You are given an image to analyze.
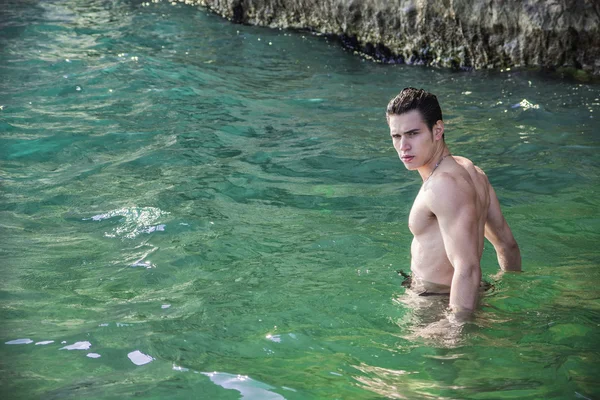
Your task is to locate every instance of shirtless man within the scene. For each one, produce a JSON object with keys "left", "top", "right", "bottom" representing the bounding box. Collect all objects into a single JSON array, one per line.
[{"left": 387, "top": 88, "right": 521, "bottom": 316}]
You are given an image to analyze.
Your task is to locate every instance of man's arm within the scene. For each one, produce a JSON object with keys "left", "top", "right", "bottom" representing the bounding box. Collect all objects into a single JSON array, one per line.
[
  {"left": 484, "top": 184, "right": 521, "bottom": 272},
  {"left": 427, "top": 175, "right": 482, "bottom": 314}
]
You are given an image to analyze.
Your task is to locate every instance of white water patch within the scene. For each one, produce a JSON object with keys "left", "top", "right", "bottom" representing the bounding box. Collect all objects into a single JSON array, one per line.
[
  {"left": 86, "top": 207, "right": 170, "bottom": 239},
  {"left": 5, "top": 339, "right": 33, "bottom": 345},
  {"left": 129, "top": 243, "right": 159, "bottom": 268},
  {"left": 86, "top": 353, "right": 101, "bottom": 358},
  {"left": 127, "top": 350, "right": 154, "bottom": 366},
  {"left": 60, "top": 341, "right": 92, "bottom": 350},
  {"left": 130, "top": 259, "right": 155, "bottom": 268},
  {"left": 202, "top": 372, "right": 285, "bottom": 400},
  {"left": 266, "top": 333, "right": 297, "bottom": 343},
  {"left": 35, "top": 340, "right": 55, "bottom": 345},
  {"left": 512, "top": 99, "right": 540, "bottom": 110},
  {"left": 265, "top": 334, "right": 281, "bottom": 343}
]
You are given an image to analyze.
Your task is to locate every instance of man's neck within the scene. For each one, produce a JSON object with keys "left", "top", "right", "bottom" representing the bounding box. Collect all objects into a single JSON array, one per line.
[{"left": 418, "top": 145, "right": 450, "bottom": 182}]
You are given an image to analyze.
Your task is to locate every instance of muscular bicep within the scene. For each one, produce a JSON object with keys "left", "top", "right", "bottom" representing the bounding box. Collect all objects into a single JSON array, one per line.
[
  {"left": 428, "top": 178, "right": 480, "bottom": 269},
  {"left": 484, "top": 184, "right": 516, "bottom": 248},
  {"left": 428, "top": 175, "right": 483, "bottom": 313}
]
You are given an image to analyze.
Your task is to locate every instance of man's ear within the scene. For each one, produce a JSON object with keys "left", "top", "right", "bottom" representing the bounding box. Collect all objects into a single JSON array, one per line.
[{"left": 433, "top": 120, "right": 444, "bottom": 141}]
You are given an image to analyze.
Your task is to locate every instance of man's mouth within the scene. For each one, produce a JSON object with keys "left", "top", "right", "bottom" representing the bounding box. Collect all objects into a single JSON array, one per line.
[{"left": 401, "top": 155, "right": 414, "bottom": 162}]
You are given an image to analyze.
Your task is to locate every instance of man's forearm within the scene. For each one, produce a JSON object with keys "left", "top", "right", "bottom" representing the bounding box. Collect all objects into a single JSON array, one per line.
[
  {"left": 496, "top": 242, "right": 521, "bottom": 272},
  {"left": 449, "top": 265, "right": 482, "bottom": 315}
]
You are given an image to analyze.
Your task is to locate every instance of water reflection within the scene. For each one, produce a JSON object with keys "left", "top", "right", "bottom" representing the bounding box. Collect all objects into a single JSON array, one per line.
[
  {"left": 60, "top": 341, "right": 91, "bottom": 350},
  {"left": 86, "top": 206, "right": 170, "bottom": 239},
  {"left": 202, "top": 372, "right": 285, "bottom": 400},
  {"left": 393, "top": 291, "right": 467, "bottom": 348},
  {"left": 127, "top": 350, "right": 154, "bottom": 365},
  {"left": 5, "top": 338, "right": 33, "bottom": 345},
  {"left": 353, "top": 362, "right": 422, "bottom": 400},
  {"left": 1, "top": 0, "right": 598, "bottom": 397}
]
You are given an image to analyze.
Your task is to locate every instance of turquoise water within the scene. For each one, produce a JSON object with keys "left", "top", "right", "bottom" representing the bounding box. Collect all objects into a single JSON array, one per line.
[{"left": 1, "top": 0, "right": 599, "bottom": 399}]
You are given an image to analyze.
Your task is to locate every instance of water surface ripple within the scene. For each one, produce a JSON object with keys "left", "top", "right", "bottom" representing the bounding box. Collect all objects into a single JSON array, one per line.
[{"left": 1, "top": 1, "right": 599, "bottom": 399}]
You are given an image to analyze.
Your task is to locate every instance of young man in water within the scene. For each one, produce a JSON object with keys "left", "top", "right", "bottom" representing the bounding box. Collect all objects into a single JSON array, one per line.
[{"left": 387, "top": 87, "right": 521, "bottom": 317}]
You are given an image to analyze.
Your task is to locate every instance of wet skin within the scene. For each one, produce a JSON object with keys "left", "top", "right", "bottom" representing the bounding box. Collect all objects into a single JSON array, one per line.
[{"left": 388, "top": 110, "right": 521, "bottom": 314}]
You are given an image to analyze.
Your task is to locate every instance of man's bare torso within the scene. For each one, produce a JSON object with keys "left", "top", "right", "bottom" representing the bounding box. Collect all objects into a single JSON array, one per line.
[{"left": 408, "top": 156, "right": 491, "bottom": 290}]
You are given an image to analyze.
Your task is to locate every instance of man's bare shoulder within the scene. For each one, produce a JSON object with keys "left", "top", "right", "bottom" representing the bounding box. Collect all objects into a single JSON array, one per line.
[
  {"left": 422, "top": 157, "right": 490, "bottom": 214},
  {"left": 452, "top": 155, "right": 488, "bottom": 180},
  {"left": 422, "top": 169, "right": 475, "bottom": 206}
]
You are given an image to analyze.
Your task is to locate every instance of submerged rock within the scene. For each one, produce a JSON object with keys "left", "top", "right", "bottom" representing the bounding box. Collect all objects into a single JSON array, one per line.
[{"left": 179, "top": 0, "right": 599, "bottom": 76}]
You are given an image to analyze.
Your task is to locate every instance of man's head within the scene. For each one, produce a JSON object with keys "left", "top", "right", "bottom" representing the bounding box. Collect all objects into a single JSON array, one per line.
[
  {"left": 387, "top": 88, "right": 446, "bottom": 171},
  {"left": 386, "top": 88, "right": 443, "bottom": 136}
]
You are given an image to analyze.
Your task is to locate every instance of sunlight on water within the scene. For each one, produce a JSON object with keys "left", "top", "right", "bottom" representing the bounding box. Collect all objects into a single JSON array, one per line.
[
  {"left": 60, "top": 341, "right": 92, "bottom": 350},
  {"left": 127, "top": 350, "right": 154, "bottom": 365},
  {"left": 0, "top": 0, "right": 599, "bottom": 399},
  {"left": 202, "top": 372, "right": 286, "bottom": 400},
  {"left": 87, "top": 206, "right": 170, "bottom": 239}
]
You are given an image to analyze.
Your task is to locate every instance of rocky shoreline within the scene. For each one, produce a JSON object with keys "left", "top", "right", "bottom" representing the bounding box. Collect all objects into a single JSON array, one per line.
[{"left": 176, "top": 0, "right": 599, "bottom": 79}]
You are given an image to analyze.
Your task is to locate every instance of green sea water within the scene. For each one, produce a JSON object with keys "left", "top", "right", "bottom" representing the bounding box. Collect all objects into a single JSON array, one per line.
[{"left": 1, "top": 0, "right": 599, "bottom": 399}]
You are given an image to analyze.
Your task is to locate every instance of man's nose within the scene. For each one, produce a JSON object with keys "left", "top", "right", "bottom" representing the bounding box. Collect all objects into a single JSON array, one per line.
[{"left": 400, "top": 137, "right": 410, "bottom": 151}]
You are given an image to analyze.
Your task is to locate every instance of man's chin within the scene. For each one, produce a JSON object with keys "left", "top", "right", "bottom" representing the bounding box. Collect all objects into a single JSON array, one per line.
[{"left": 399, "top": 156, "right": 419, "bottom": 170}]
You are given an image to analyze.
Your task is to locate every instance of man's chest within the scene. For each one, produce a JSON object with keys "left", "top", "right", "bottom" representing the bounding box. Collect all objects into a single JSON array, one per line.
[{"left": 408, "top": 191, "right": 436, "bottom": 235}]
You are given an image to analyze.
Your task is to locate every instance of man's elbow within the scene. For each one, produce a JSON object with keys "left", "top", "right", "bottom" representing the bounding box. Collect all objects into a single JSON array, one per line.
[
  {"left": 454, "top": 263, "right": 482, "bottom": 283},
  {"left": 506, "top": 238, "right": 519, "bottom": 252},
  {"left": 498, "top": 239, "right": 522, "bottom": 272},
  {"left": 495, "top": 235, "right": 518, "bottom": 253}
]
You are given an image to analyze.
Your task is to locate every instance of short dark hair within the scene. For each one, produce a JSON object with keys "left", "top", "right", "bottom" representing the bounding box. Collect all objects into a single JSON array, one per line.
[{"left": 386, "top": 88, "right": 443, "bottom": 132}]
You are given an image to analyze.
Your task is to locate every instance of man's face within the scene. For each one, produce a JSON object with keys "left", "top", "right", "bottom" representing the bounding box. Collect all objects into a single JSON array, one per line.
[{"left": 388, "top": 110, "right": 442, "bottom": 170}]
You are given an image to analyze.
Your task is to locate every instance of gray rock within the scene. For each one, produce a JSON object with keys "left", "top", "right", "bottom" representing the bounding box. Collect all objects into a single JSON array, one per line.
[{"left": 180, "top": 0, "right": 600, "bottom": 76}]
